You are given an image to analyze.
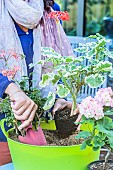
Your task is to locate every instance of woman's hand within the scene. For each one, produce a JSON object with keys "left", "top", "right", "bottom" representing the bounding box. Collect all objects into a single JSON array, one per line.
[
  {"left": 52, "top": 98, "right": 82, "bottom": 130},
  {"left": 5, "top": 83, "right": 38, "bottom": 130},
  {"left": 52, "top": 98, "right": 72, "bottom": 118}
]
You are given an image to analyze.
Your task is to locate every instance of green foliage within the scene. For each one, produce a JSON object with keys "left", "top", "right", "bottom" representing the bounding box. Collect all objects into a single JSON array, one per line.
[
  {"left": 75, "top": 115, "right": 113, "bottom": 154},
  {"left": 35, "top": 34, "right": 113, "bottom": 113},
  {"left": 0, "top": 77, "right": 47, "bottom": 130}
]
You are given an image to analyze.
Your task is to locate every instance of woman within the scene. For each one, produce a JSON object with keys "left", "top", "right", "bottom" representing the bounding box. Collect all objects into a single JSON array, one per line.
[
  {"left": 0, "top": 0, "right": 43, "bottom": 165},
  {"left": 0, "top": 0, "right": 72, "bottom": 165}
]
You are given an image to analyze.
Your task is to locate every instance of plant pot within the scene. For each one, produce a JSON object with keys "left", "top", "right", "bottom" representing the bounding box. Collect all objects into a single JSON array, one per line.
[
  {"left": 54, "top": 108, "right": 78, "bottom": 137},
  {"left": 88, "top": 160, "right": 113, "bottom": 170},
  {"left": 1, "top": 119, "right": 100, "bottom": 170}
]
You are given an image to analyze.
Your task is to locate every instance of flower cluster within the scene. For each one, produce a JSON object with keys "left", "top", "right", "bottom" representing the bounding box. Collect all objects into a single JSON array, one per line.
[
  {"left": 2, "top": 66, "right": 20, "bottom": 80},
  {"left": 47, "top": 11, "right": 70, "bottom": 21},
  {"left": 94, "top": 87, "right": 113, "bottom": 107},
  {"left": 78, "top": 87, "right": 113, "bottom": 120},
  {"left": 0, "top": 50, "right": 23, "bottom": 80},
  {"left": 78, "top": 96, "right": 104, "bottom": 120},
  {"left": 0, "top": 50, "right": 21, "bottom": 60}
]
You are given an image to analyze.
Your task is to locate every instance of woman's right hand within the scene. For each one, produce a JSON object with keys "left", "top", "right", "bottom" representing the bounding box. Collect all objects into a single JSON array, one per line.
[{"left": 5, "top": 83, "right": 38, "bottom": 130}]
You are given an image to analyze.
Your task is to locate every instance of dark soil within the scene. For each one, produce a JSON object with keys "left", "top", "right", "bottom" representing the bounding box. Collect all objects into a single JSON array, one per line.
[
  {"left": 9, "top": 131, "right": 20, "bottom": 143},
  {"left": 9, "top": 108, "right": 81, "bottom": 146},
  {"left": 9, "top": 129, "right": 83, "bottom": 146},
  {"left": 89, "top": 160, "right": 113, "bottom": 170},
  {"left": 54, "top": 108, "right": 78, "bottom": 137},
  {"left": 43, "top": 130, "right": 83, "bottom": 146},
  {"left": 9, "top": 130, "right": 83, "bottom": 146}
]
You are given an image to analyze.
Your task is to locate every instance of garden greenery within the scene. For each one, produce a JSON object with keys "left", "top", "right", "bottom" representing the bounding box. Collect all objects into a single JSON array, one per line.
[{"left": 30, "top": 33, "right": 113, "bottom": 115}]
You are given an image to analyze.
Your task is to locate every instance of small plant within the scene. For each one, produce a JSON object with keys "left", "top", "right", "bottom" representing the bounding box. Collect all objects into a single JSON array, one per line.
[
  {"left": 0, "top": 50, "right": 47, "bottom": 135},
  {"left": 30, "top": 33, "right": 113, "bottom": 115},
  {"left": 0, "top": 77, "right": 47, "bottom": 131},
  {"left": 76, "top": 87, "right": 113, "bottom": 169}
]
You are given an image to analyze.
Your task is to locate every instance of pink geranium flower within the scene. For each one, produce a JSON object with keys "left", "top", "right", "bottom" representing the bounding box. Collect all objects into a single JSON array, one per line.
[
  {"left": 94, "top": 87, "right": 113, "bottom": 107},
  {"left": 78, "top": 96, "right": 104, "bottom": 120}
]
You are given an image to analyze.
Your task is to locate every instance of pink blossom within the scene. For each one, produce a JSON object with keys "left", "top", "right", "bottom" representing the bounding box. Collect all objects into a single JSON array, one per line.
[
  {"left": 2, "top": 66, "right": 20, "bottom": 80},
  {"left": 78, "top": 96, "right": 104, "bottom": 120},
  {"left": 9, "top": 50, "right": 20, "bottom": 60},
  {"left": 0, "top": 50, "right": 6, "bottom": 59},
  {"left": 95, "top": 87, "right": 113, "bottom": 107}
]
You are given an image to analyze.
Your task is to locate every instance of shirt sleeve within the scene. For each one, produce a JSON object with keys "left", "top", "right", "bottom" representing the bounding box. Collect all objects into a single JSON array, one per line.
[{"left": 0, "top": 73, "right": 13, "bottom": 98}]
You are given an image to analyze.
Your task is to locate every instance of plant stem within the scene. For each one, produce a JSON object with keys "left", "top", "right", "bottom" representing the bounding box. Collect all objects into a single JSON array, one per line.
[
  {"left": 103, "top": 147, "right": 111, "bottom": 170},
  {"left": 63, "top": 79, "right": 77, "bottom": 114},
  {"left": 70, "top": 94, "right": 76, "bottom": 116}
]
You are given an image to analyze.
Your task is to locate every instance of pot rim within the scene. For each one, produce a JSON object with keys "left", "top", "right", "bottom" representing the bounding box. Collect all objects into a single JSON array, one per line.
[{"left": 88, "top": 159, "right": 113, "bottom": 169}]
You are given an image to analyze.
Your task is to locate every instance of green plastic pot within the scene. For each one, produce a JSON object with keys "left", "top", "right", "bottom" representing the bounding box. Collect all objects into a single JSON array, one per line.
[{"left": 1, "top": 119, "right": 100, "bottom": 170}]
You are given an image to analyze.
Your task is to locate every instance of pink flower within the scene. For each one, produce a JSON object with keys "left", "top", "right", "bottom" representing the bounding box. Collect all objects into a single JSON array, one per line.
[
  {"left": 2, "top": 66, "right": 20, "bottom": 80},
  {"left": 9, "top": 50, "right": 20, "bottom": 60},
  {"left": 95, "top": 87, "right": 113, "bottom": 107},
  {"left": 0, "top": 50, "right": 6, "bottom": 59},
  {"left": 78, "top": 96, "right": 104, "bottom": 120}
]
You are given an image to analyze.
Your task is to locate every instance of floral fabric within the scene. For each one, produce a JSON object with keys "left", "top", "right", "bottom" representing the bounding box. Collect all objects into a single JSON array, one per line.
[{"left": 0, "top": 0, "right": 43, "bottom": 88}]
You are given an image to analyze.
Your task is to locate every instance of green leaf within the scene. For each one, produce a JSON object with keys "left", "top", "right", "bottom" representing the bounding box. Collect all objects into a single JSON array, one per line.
[
  {"left": 80, "top": 141, "right": 87, "bottom": 150},
  {"left": 86, "top": 49, "right": 95, "bottom": 59},
  {"left": 73, "top": 56, "right": 85, "bottom": 63},
  {"left": 93, "top": 146, "right": 100, "bottom": 151},
  {"left": 104, "top": 109, "right": 113, "bottom": 116},
  {"left": 57, "top": 84, "right": 70, "bottom": 98},
  {"left": 39, "top": 73, "right": 53, "bottom": 87},
  {"left": 96, "top": 117, "right": 113, "bottom": 135},
  {"left": 43, "top": 92, "right": 55, "bottom": 110},
  {"left": 29, "top": 60, "right": 45, "bottom": 68},
  {"left": 93, "top": 136, "right": 105, "bottom": 147},
  {"left": 86, "top": 139, "right": 93, "bottom": 147},
  {"left": 74, "top": 46, "right": 88, "bottom": 53},
  {"left": 85, "top": 74, "right": 105, "bottom": 88},
  {"left": 108, "top": 137, "right": 113, "bottom": 149},
  {"left": 75, "top": 131, "right": 92, "bottom": 139},
  {"left": 94, "top": 61, "right": 112, "bottom": 72},
  {"left": 51, "top": 75, "right": 60, "bottom": 85},
  {"left": 65, "top": 56, "right": 74, "bottom": 63}
]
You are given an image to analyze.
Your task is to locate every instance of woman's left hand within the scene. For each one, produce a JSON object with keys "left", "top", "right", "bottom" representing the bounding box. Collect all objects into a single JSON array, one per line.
[
  {"left": 52, "top": 99, "right": 72, "bottom": 118},
  {"left": 52, "top": 99, "right": 81, "bottom": 130}
]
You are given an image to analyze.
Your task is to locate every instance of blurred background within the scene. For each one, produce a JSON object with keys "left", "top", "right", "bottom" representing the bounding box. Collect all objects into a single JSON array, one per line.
[{"left": 56, "top": 0, "right": 113, "bottom": 37}]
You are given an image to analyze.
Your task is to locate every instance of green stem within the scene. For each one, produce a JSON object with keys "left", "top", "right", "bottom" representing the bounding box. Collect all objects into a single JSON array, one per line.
[
  {"left": 63, "top": 79, "right": 77, "bottom": 114},
  {"left": 71, "top": 94, "right": 76, "bottom": 116}
]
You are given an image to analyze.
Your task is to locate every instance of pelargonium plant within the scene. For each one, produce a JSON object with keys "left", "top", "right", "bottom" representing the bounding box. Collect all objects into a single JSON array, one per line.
[
  {"left": 76, "top": 87, "right": 113, "bottom": 169},
  {"left": 30, "top": 33, "right": 113, "bottom": 167},
  {"left": 30, "top": 33, "right": 113, "bottom": 115}
]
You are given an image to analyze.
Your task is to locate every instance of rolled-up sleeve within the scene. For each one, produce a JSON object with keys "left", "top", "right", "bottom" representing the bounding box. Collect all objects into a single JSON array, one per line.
[{"left": 0, "top": 73, "right": 12, "bottom": 98}]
